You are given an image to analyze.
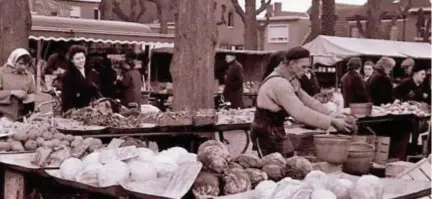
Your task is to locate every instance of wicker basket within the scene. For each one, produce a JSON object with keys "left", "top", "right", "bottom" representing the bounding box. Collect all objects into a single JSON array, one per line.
[
  {"left": 349, "top": 103, "right": 372, "bottom": 117},
  {"left": 313, "top": 134, "right": 351, "bottom": 164},
  {"left": 343, "top": 142, "right": 375, "bottom": 175}
]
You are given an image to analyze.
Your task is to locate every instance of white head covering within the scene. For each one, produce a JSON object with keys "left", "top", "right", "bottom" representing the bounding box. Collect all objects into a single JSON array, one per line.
[{"left": 6, "top": 48, "right": 30, "bottom": 68}]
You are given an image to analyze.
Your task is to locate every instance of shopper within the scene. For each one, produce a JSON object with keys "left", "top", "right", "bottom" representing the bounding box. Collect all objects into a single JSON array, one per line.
[
  {"left": 394, "top": 65, "right": 430, "bottom": 103},
  {"left": 223, "top": 53, "right": 244, "bottom": 109},
  {"left": 116, "top": 53, "right": 143, "bottom": 107},
  {"left": 367, "top": 57, "right": 396, "bottom": 106},
  {"left": 363, "top": 60, "right": 374, "bottom": 82},
  {"left": 61, "top": 45, "right": 101, "bottom": 112},
  {"left": 340, "top": 57, "right": 368, "bottom": 107},
  {"left": 0, "top": 48, "right": 36, "bottom": 120}
]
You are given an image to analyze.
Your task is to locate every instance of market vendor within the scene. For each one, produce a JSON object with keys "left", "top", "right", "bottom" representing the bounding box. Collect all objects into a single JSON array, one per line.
[
  {"left": 394, "top": 65, "right": 430, "bottom": 104},
  {"left": 0, "top": 48, "right": 36, "bottom": 121},
  {"left": 61, "top": 45, "right": 102, "bottom": 112},
  {"left": 251, "top": 47, "right": 354, "bottom": 158}
]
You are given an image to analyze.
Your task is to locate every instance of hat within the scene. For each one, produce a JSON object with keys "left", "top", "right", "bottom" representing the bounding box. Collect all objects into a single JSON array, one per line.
[
  {"left": 284, "top": 46, "right": 310, "bottom": 61},
  {"left": 401, "top": 58, "right": 415, "bottom": 68},
  {"left": 411, "top": 65, "right": 425, "bottom": 74}
]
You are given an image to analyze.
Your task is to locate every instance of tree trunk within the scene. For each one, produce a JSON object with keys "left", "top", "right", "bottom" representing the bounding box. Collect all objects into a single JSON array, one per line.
[
  {"left": 304, "top": 0, "right": 321, "bottom": 44},
  {"left": 99, "top": 0, "right": 114, "bottom": 20},
  {"left": 170, "top": 0, "right": 216, "bottom": 111},
  {"left": 366, "top": 0, "right": 383, "bottom": 39},
  {"left": 321, "top": 0, "right": 336, "bottom": 36},
  {"left": 0, "top": 0, "right": 31, "bottom": 65},
  {"left": 243, "top": 0, "right": 258, "bottom": 50},
  {"left": 158, "top": 8, "right": 170, "bottom": 34}
]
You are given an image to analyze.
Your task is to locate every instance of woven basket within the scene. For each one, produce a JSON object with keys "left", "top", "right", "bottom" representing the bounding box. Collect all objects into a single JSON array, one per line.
[
  {"left": 349, "top": 103, "right": 372, "bottom": 117},
  {"left": 313, "top": 134, "right": 351, "bottom": 164},
  {"left": 343, "top": 142, "right": 375, "bottom": 175}
]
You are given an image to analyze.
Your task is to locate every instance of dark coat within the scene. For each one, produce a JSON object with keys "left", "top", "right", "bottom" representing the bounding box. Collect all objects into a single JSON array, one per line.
[
  {"left": 61, "top": 65, "right": 101, "bottom": 112},
  {"left": 367, "top": 71, "right": 394, "bottom": 106},
  {"left": 299, "top": 72, "right": 320, "bottom": 96},
  {"left": 340, "top": 71, "right": 368, "bottom": 107},
  {"left": 117, "top": 69, "right": 142, "bottom": 106},
  {"left": 394, "top": 78, "right": 430, "bottom": 103},
  {"left": 223, "top": 60, "right": 244, "bottom": 109}
]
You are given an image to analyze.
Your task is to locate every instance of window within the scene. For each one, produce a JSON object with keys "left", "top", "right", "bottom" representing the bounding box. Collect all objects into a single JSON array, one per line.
[
  {"left": 94, "top": 8, "right": 101, "bottom": 20},
  {"left": 389, "top": 25, "right": 398, "bottom": 40},
  {"left": 228, "top": 12, "right": 234, "bottom": 27},
  {"left": 267, "top": 24, "right": 289, "bottom": 43},
  {"left": 351, "top": 26, "right": 360, "bottom": 38},
  {"left": 70, "top": 6, "right": 81, "bottom": 18}
]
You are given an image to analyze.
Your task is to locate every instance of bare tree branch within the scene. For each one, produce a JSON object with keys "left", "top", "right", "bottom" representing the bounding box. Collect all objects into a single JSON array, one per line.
[
  {"left": 231, "top": 0, "right": 246, "bottom": 23},
  {"left": 113, "top": 0, "right": 130, "bottom": 21},
  {"left": 256, "top": 0, "right": 271, "bottom": 15},
  {"left": 136, "top": 0, "right": 147, "bottom": 21}
]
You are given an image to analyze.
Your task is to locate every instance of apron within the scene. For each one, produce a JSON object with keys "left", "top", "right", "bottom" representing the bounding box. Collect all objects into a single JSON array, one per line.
[{"left": 250, "top": 75, "right": 295, "bottom": 158}]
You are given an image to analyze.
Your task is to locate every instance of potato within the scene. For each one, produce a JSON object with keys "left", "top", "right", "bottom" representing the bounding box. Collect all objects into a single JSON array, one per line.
[
  {"left": 91, "top": 138, "right": 103, "bottom": 146},
  {"left": 24, "top": 140, "right": 38, "bottom": 150},
  {"left": 0, "top": 141, "right": 11, "bottom": 151},
  {"left": 12, "top": 132, "right": 28, "bottom": 141},
  {"left": 51, "top": 139, "right": 61, "bottom": 147},
  {"left": 36, "top": 137, "right": 45, "bottom": 147},
  {"left": 74, "top": 136, "right": 84, "bottom": 141},
  {"left": 53, "top": 133, "right": 65, "bottom": 140},
  {"left": 6, "top": 138, "right": 14, "bottom": 143},
  {"left": 64, "top": 134, "right": 74, "bottom": 141},
  {"left": 42, "top": 132, "right": 53, "bottom": 140},
  {"left": 70, "top": 140, "right": 81, "bottom": 148},
  {"left": 27, "top": 131, "right": 39, "bottom": 140},
  {"left": 83, "top": 137, "right": 94, "bottom": 145},
  {"left": 43, "top": 141, "right": 53, "bottom": 148},
  {"left": 60, "top": 140, "right": 70, "bottom": 147},
  {"left": 10, "top": 141, "right": 25, "bottom": 151}
]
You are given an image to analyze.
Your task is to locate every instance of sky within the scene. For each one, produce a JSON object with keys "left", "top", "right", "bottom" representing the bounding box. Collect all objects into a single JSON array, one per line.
[{"left": 240, "top": 0, "right": 367, "bottom": 12}]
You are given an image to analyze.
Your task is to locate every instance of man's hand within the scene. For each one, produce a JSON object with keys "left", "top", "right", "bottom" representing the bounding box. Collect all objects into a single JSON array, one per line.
[
  {"left": 331, "top": 118, "right": 354, "bottom": 133},
  {"left": 10, "top": 90, "right": 28, "bottom": 99}
]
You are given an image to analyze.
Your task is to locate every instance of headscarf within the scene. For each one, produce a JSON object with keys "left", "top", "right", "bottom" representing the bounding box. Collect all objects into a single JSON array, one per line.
[{"left": 5, "top": 48, "right": 30, "bottom": 74}]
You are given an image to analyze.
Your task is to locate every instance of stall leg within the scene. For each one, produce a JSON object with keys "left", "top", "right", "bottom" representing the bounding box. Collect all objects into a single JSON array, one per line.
[{"left": 4, "top": 169, "right": 25, "bottom": 199}]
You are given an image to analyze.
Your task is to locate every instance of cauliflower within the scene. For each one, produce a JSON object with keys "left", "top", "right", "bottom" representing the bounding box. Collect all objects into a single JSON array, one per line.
[
  {"left": 98, "top": 160, "right": 130, "bottom": 187},
  {"left": 59, "top": 158, "right": 83, "bottom": 181},
  {"left": 255, "top": 180, "right": 277, "bottom": 199},
  {"left": 327, "top": 178, "right": 353, "bottom": 199},
  {"left": 304, "top": 170, "right": 326, "bottom": 188},
  {"left": 127, "top": 160, "right": 158, "bottom": 182},
  {"left": 75, "top": 163, "right": 103, "bottom": 186},
  {"left": 153, "top": 154, "right": 178, "bottom": 177},
  {"left": 82, "top": 152, "right": 100, "bottom": 165},
  {"left": 351, "top": 175, "right": 384, "bottom": 199},
  {"left": 311, "top": 189, "right": 337, "bottom": 199},
  {"left": 135, "top": 148, "right": 155, "bottom": 163},
  {"left": 176, "top": 153, "right": 197, "bottom": 164}
]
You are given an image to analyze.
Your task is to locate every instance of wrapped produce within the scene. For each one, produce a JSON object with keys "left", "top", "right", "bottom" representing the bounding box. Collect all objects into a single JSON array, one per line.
[{"left": 59, "top": 158, "right": 83, "bottom": 181}]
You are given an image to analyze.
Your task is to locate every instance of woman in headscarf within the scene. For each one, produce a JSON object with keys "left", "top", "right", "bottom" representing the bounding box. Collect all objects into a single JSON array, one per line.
[
  {"left": 61, "top": 45, "right": 102, "bottom": 112},
  {"left": 340, "top": 57, "right": 368, "bottom": 107},
  {"left": 251, "top": 47, "right": 354, "bottom": 157},
  {"left": 0, "top": 48, "right": 36, "bottom": 120},
  {"left": 367, "top": 56, "right": 396, "bottom": 106},
  {"left": 394, "top": 65, "right": 430, "bottom": 104}
]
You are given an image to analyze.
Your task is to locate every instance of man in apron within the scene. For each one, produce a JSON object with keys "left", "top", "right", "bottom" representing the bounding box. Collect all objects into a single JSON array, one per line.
[{"left": 251, "top": 47, "right": 354, "bottom": 157}]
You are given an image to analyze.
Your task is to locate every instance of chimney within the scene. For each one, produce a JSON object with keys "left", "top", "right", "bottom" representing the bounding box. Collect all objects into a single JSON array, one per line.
[{"left": 274, "top": 2, "right": 282, "bottom": 16}]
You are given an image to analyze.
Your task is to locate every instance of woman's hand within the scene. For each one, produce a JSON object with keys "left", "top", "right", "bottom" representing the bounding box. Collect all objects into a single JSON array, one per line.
[
  {"left": 331, "top": 118, "right": 354, "bottom": 133},
  {"left": 11, "top": 90, "right": 28, "bottom": 99}
]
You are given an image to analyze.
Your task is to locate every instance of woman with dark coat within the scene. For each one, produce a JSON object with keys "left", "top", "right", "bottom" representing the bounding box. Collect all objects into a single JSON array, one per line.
[
  {"left": 340, "top": 57, "right": 368, "bottom": 107},
  {"left": 116, "top": 53, "right": 143, "bottom": 107},
  {"left": 367, "top": 57, "right": 396, "bottom": 106},
  {"left": 61, "top": 45, "right": 102, "bottom": 112},
  {"left": 223, "top": 53, "right": 244, "bottom": 109},
  {"left": 394, "top": 65, "right": 430, "bottom": 104}
]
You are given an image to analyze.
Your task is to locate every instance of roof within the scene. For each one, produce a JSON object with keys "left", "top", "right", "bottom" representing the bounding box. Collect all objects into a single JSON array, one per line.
[
  {"left": 303, "top": 35, "right": 431, "bottom": 65},
  {"left": 153, "top": 47, "right": 275, "bottom": 55},
  {"left": 274, "top": 11, "right": 309, "bottom": 18},
  {"left": 30, "top": 15, "right": 175, "bottom": 45},
  {"left": 257, "top": 15, "right": 309, "bottom": 21}
]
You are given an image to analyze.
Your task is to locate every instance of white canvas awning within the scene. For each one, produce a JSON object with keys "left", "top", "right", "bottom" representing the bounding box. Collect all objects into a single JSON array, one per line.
[
  {"left": 30, "top": 15, "right": 175, "bottom": 45},
  {"left": 303, "top": 35, "right": 431, "bottom": 65}
]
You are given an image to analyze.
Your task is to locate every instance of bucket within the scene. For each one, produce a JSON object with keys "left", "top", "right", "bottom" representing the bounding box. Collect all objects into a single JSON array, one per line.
[
  {"left": 313, "top": 134, "right": 351, "bottom": 164},
  {"left": 343, "top": 142, "right": 375, "bottom": 175}
]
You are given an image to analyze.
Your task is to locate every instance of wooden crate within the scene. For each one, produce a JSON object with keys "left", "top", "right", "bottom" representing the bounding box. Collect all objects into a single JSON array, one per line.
[
  {"left": 396, "top": 155, "right": 431, "bottom": 199},
  {"left": 374, "top": 136, "right": 391, "bottom": 165}
]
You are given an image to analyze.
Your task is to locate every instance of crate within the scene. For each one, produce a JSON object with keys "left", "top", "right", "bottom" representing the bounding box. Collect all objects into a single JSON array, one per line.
[{"left": 396, "top": 155, "right": 431, "bottom": 199}]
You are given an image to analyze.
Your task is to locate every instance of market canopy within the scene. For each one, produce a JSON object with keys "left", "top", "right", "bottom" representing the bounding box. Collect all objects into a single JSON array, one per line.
[
  {"left": 303, "top": 35, "right": 432, "bottom": 66},
  {"left": 30, "top": 15, "right": 175, "bottom": 46}
]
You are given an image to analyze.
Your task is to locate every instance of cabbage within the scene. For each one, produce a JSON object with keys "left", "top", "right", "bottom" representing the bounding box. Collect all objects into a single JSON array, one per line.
[
  {"left": 127, "top": 160, "right": 158, "bottom": 182},
  {"left": 75, "top": 163, "right": 103, "bottom": 186},
  {"left": 327, "top": 178, "right": 353, "bottom": 199},
  {"left": 135, "top": 148, "right": 155, "bottom": 163},
  {"left": 351, "top": 175, "right": 384, "bottom": 199},
  {"left": 159, "top": 147, "right": 188, "bottom": 162},
  {"left": 311, "top": 189, "right": 336, "bottom": 199},
  {"left": 254, "top": 180, "right": 277, "bottom": 199},
  {"left": 82, "top": 152, "right": 100, "bottom": 165},
  {"left": 177, "top": 153, "right": 197, "bottom": 164},
  {"left": 269, "top": 177, "right": 312, "bottom": 199},
  {"left": 60, "top": 158, "right": 83, "bottom": 181},
  {"left": 153, "top": 154, "right": 178, "bottom": 177},
  {"left": 304, "top": 170, "right": 326, "bottom": 188},
  {"left": 98, "top": 160, "right": 130, "bottom": 187}
]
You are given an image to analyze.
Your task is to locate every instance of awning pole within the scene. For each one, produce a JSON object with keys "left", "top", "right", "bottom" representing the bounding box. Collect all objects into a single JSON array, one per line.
[
  {"left": 36, "top": 40, "right": 42, "bottom": 92},
  {"left": 147, "top": 45, "right": 154, "bottom": 91}
]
